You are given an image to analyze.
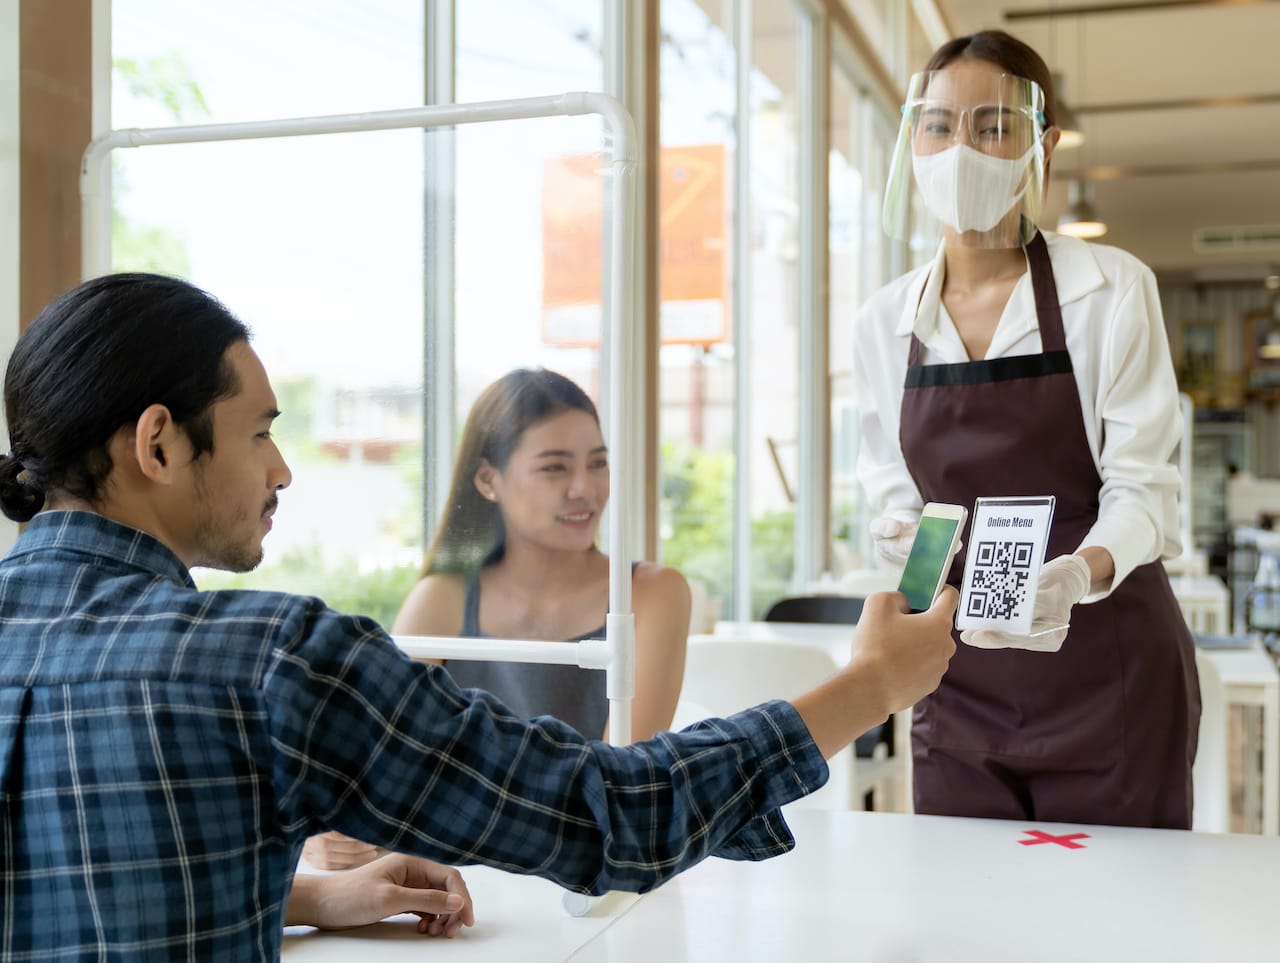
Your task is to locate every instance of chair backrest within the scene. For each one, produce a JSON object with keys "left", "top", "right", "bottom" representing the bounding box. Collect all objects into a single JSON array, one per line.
[
  {"left": 682, "top": 637, "right": 840, "bottom": 713},
  {"left": 835, "top": 569, "right": 900, "bottom": 598},
  {"left": 682, "top": 636, "right": 849, "bottom": 809},
  {"left": 686, "top": 576, "right": 717, "bottom": 634},
  {"left": 1192, "top": 647, "right": 1230, "bottom": 833},
  {"left": 763, "top": 595, "right": 864, "bottom": 625}
]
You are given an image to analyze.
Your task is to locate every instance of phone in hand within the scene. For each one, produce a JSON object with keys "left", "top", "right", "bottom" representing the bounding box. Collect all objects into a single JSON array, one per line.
[{"left": 897, "top": 502, "right": 968, "bottom": 613}]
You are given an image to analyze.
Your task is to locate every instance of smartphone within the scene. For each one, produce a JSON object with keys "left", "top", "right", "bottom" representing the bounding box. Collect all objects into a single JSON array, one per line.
[{"left": 897, "top": 502, "right": 968, "bottom": 613}]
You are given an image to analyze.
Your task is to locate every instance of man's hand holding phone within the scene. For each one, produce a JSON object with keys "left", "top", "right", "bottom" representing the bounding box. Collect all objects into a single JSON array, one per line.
[{"left": 797, "top": 587, "right": 958, "bottom": 760}]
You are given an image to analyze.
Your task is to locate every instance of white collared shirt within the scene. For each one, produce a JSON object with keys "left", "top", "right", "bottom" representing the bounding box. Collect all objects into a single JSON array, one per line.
[{"left": 852, "top": 231, "right": 1184, "bottom": 599}]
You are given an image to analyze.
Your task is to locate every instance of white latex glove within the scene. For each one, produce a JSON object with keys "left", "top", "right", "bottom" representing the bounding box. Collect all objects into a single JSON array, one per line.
[
  {"left": 870, "top": 516, "right": 918, "bottom": 567},
  {"left": 960, "top": 554, "right": 1092, "bottom": 653}
]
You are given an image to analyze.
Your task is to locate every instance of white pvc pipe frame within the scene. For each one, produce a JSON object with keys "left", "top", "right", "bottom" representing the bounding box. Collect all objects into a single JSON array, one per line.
[{"left": 81, "top": 93, "right": 639, "bottom": 747}]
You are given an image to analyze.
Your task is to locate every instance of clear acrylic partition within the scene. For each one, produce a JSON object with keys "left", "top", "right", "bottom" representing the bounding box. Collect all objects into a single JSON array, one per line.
[{"left": 81, "top": 94, "right": 639, "bottom": 747}]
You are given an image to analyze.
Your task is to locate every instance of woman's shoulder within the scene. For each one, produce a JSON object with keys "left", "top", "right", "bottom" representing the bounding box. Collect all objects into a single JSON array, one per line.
[
  {"left": 631, "top": 559, "right": 687, "bottom": 586},
  {"left": 631, "top": 561, "right": 692, "bottom": 606},
  {"left": 629, "top": 562, "right": 692, "bottom": 641},
  {"left": 1044, "top": 230, "right": 1154, "bottom": 287},
  {"left": 391, "top": 571, "right": 467, "bottom": 635}
]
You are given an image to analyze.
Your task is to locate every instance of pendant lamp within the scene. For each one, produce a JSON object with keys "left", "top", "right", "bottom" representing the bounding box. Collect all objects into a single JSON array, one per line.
[
  {"left": 1051, "top": 72, "right": 1085, "bottom": 150},
  {"left": 1057, "top": 178, "right": 1107, "bottom": 239}
]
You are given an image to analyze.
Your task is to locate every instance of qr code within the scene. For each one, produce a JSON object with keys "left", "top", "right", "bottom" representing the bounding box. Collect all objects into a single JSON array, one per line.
[{"left": 965, "top": 540, "right": 1035, "bottom": 620}]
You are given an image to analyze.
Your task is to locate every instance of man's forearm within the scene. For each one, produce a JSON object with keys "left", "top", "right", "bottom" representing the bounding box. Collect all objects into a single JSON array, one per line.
[
  {"left": 791, "top": 673, "right": 891, "bottom": 760},
  {"left": 791, "top": 589, "right": 957, "bottom": 760}
]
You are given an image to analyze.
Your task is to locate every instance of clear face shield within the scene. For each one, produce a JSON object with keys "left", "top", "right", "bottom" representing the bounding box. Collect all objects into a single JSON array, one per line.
[{"left": 883, "top": 69, "right": 1049, "bottom": 250}]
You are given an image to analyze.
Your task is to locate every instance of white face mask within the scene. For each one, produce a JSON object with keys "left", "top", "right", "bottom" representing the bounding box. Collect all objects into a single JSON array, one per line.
[{"left": 912, "top": 143, "right": 1037, "bottom": 234}]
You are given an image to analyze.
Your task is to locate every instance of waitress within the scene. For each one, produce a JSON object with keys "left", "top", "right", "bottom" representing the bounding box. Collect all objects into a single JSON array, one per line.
[{"left": 853, "top": 29, "right": 1200, "bottom": 828}]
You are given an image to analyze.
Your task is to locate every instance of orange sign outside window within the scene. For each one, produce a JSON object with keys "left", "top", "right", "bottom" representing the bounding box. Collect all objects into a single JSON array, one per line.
[{"left": 541, "top": 143, "right": 728, "bottom": 348}]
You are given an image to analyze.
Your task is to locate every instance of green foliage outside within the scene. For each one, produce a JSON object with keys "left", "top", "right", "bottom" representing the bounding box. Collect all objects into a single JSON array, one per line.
[
  {"left": 750, "top": 504, "right": 797, "bottom": 619},
  {"left": 114, "top": 55, "right": 210, "bottom": 118},
  {"left": 112, "top": 209, "right": 192, "bottom": 276},
  {"left": 197, "top": 543, "right": 422, "bottom": 630},
  {"left": 111, "top": 55, "right": 210, "bottom": 276},
  {"left": 660, "top": 440, "right": 733, "bottom": 602},
  {"left": 660, "top": 440, "right": 796, "bottom": 621}
]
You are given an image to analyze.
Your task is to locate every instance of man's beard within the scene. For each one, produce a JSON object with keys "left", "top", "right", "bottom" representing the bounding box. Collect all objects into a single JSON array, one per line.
[{"left": 190, "top": 468, "right": 274, "bottom": 573}]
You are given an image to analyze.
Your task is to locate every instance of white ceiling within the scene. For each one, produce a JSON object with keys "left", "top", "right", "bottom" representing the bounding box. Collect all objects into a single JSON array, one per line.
[{"left": 935, "top": 0, "right": 1280, "bottom": 275}]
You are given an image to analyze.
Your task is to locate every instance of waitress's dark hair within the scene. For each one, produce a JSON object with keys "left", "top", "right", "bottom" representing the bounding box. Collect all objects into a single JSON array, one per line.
[
  {"left": 0, "top": 273, "right": 250, "bottom": 522},
  {"left": 923, "top": 29, "right": 1058, "bottom": 132},
  {"left": 422, "top": 368, "right": 600, "bottom": 578}
]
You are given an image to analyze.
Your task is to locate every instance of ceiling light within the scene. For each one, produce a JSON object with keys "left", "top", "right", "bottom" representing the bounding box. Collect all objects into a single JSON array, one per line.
[
  {"left": 1057, "top": 178, "right": 1107, "bottom": 239},
  {"left": 1051, "top": 72, "right": 1085, "bottom": 150}
]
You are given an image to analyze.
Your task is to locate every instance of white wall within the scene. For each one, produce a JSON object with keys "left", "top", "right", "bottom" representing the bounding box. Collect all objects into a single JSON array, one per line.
[{"left": 0, "top": 0, "right": 20, "bottom": 551}]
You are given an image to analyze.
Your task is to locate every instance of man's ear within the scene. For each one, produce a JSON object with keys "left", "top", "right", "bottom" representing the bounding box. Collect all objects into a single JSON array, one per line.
[{"left": 131, "top": 404, "right": 186, "bottom": 484}]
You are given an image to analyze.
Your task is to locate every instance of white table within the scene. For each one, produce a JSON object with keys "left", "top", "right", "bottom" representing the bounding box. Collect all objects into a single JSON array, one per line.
[
  {"left": 283, "top": 810, "right": 1280, "bottom": 961},
  {"left": 282, "top": 863, "right": 639, "bottom": 962},
  {"left": 1202, "top": 643, "right": 1280, "bottom": 834},
  {"left": 713, "top": 621, "right": 1280, "bottom": 835}
]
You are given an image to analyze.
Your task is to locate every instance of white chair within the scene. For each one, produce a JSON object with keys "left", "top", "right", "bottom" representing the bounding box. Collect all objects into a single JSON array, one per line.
[
  {"left": 1193, "top": 648, "right": 1231, "bottom": 833},
  {"left": 680, "top": 636, "right": 852, "bottom": 810},
  {"left": 834, "top": 568, "right": 901, "bottom": 597},
  {"left": 685, "top": 576, "right": 718, "bottom": 635},
  {"left": 1172, "top": 575, "right": 1231, "bottom": 635},
  {"left": 1163, "top": 549, "right": 1209, "bottom": 577}
]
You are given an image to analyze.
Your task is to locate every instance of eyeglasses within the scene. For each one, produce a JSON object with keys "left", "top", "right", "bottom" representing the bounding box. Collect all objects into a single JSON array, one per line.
[{"left": 905, "top": 100, "right": 1044, "bottom": 156}]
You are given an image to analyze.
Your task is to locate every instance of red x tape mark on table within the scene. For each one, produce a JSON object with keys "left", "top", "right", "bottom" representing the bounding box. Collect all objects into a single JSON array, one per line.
[{"left": 1018, "top": 829, "right": 1091, "bottom": 849}]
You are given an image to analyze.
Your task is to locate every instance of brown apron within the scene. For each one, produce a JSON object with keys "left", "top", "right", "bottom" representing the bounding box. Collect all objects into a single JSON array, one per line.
[{"left": 900, "top": 231, "right": 1200, "bottom": 829}]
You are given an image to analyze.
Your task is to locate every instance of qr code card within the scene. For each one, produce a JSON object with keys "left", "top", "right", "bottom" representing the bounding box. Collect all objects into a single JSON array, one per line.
[{"left": 956, "top": 496, "right": 1056, "bottom": 635}]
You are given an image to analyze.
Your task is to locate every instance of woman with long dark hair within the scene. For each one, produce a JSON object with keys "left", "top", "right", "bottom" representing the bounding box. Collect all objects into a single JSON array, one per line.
[{"left": 306, "top": 368, "right": 690, "bottom": 869}]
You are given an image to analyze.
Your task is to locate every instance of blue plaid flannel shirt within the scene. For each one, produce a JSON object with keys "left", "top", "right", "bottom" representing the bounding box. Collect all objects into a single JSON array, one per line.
[{"left": 0, "top": 511, "right": 826, "bottom": 960}]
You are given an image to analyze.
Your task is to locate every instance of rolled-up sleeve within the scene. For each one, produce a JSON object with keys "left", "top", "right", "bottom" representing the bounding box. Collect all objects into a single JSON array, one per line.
[{"left": 264, "top": 605, "right": 828, "bottom": 895}]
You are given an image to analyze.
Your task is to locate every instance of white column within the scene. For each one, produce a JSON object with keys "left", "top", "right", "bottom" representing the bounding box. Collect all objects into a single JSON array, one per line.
[{"left": 423, "top": 0, "right": 456, "bottom": 539}]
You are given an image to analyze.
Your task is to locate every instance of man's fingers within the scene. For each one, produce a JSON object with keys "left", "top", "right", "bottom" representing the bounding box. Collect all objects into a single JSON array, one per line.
[
  {"left": 442, "top": 911, "right": 469, "bottom": 938},
  {"left": 401, "top": 860, "right": 475, "bottom": 927},
  {"left": 394, "top": 887, "right": 466, "bottom": 919},
  {"left": 928, "top": 585, "right": 959, "bottom": 621},
  {"left": 861, "top": 590, "right": 910, "bottom": 618},
  {"left": 327, "top": 839, "right": 378, "bottom": 855}
]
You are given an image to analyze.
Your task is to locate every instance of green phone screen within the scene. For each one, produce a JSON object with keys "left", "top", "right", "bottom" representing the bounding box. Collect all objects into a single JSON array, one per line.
[{"left": 898, "top": 515, "right": 961, "bottom": 613}]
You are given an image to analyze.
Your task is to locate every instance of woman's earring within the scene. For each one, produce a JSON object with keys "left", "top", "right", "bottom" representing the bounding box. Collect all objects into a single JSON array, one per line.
[{"left": 485, "top": 491, "right": 497, "bottom": 502}]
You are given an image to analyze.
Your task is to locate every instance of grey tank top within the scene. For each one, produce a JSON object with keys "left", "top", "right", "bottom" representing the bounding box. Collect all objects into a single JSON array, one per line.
[{"left": 444, "top": 569, "right": 627, "bottom": 739}]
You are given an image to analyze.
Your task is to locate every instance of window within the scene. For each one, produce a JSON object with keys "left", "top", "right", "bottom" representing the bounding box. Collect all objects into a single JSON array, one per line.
[
  {"left": 828, "top": 45, "right": 900, "bottom": 576},
  {"left": 658, "top": 0, "right": 737, "bottom": 620},
  {"left": 112, "top": 0, "right": 429, "bottom": 624},
  {"left": 451, "top": 0, "right": 606, "bottom": 419},
  {"left": 105, "top": 0, "right": 917, "bottom": 627}
]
